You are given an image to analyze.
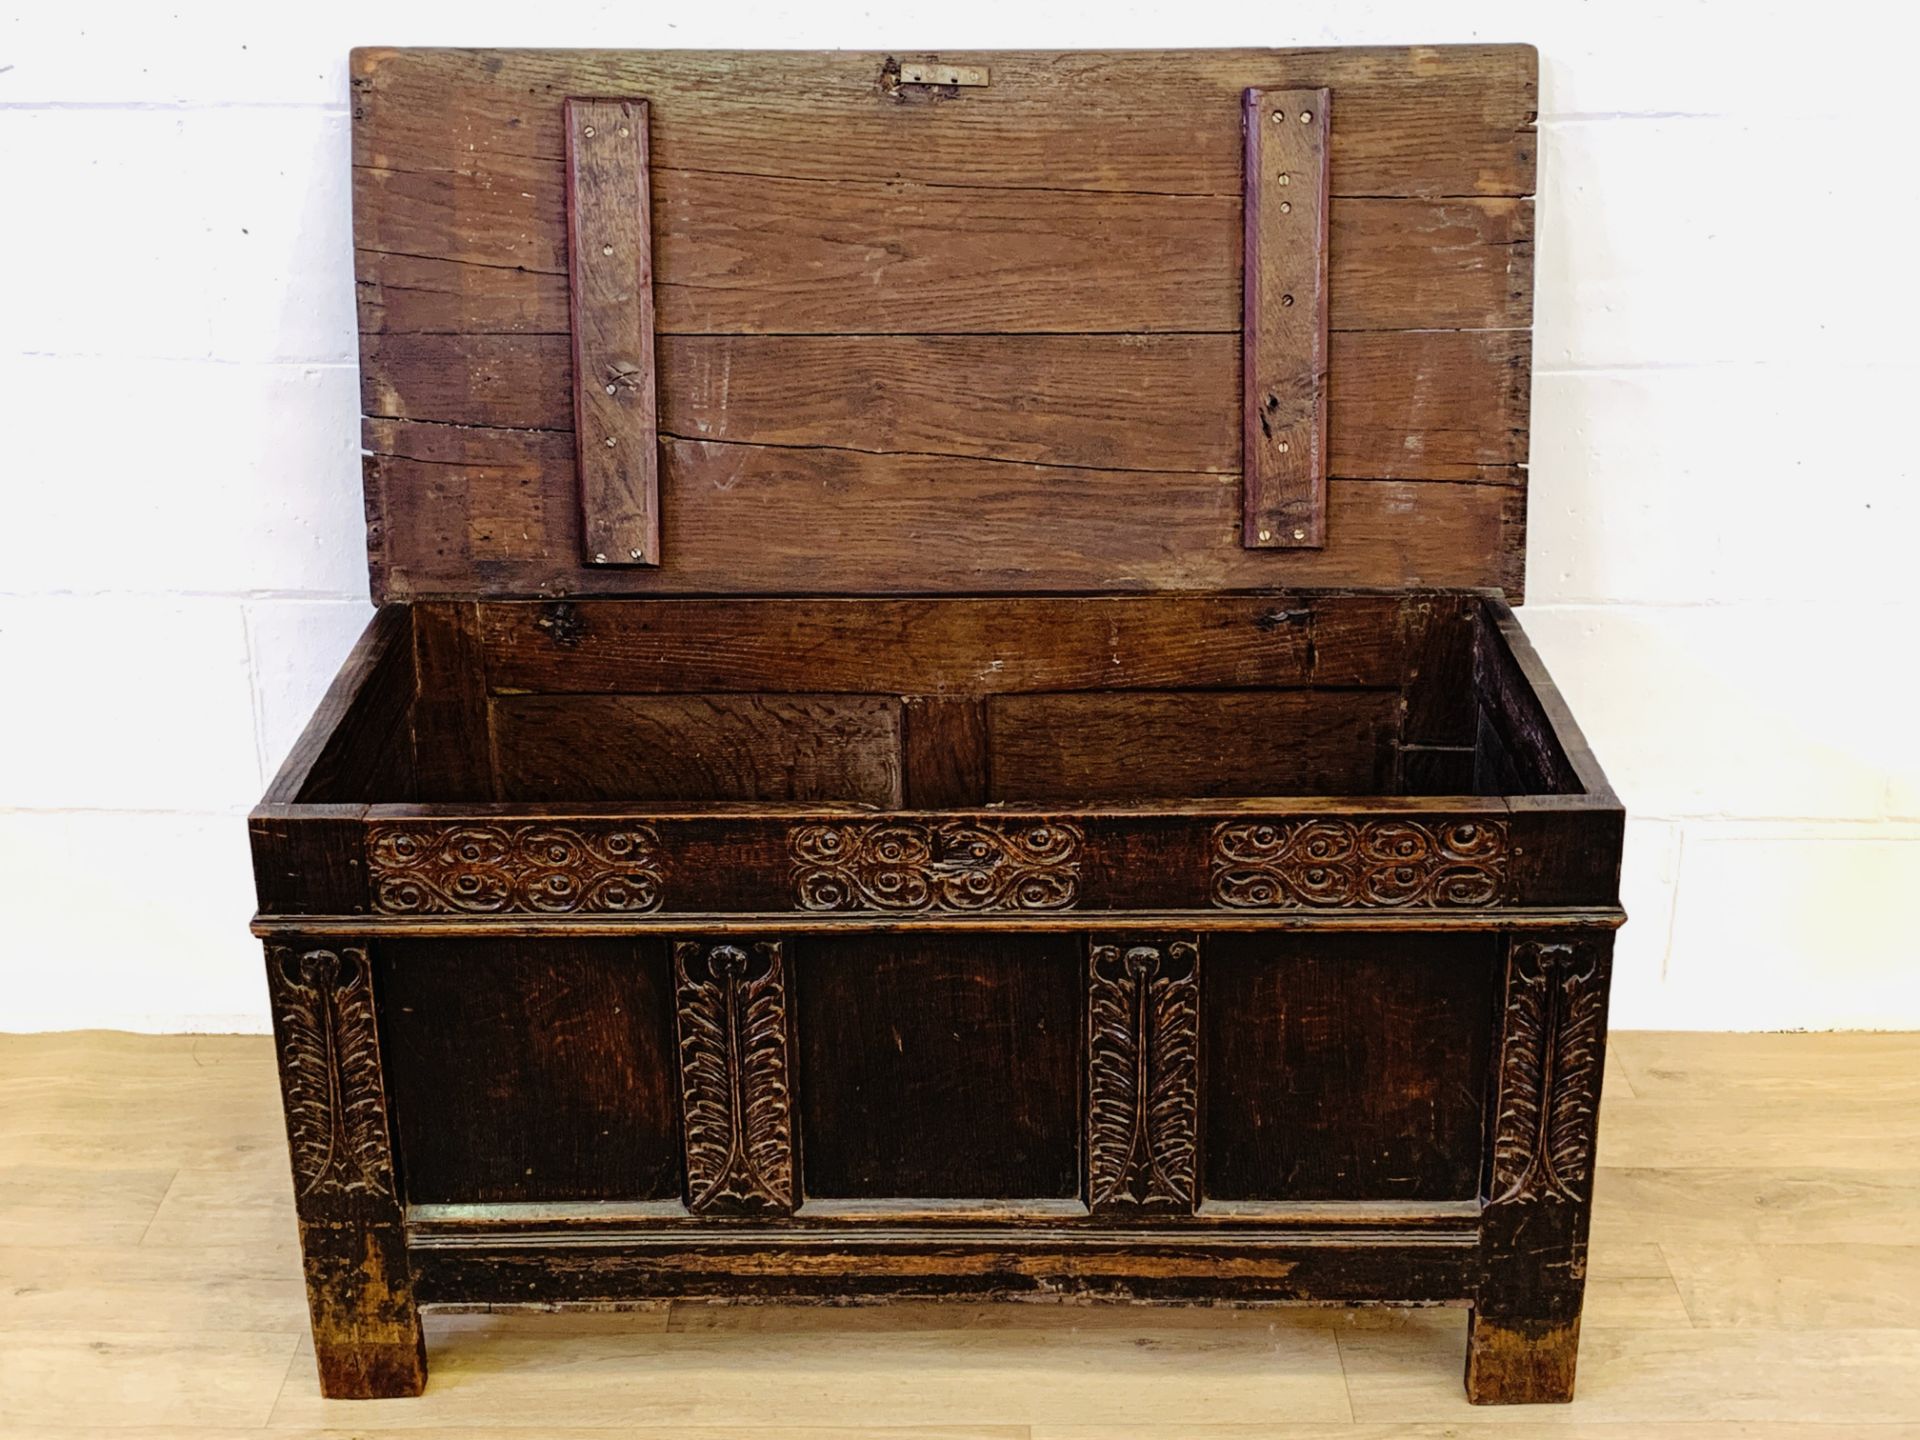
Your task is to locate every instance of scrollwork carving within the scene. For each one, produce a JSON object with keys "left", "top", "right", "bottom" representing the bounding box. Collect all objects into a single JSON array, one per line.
[
  {"left": 674, "top": 941, "right": 795, "bottom": 1215},
  {"left": 791, "top": 819, "right": 1082, "bottom": 912},
  {"left": 368, "top": 823, "right": 663, "bottom": 914},
  {"left": 267, "top": 945, "right": 396, "bottom": 1202},
  {"left": 1490, "top": 939, "right": 1607, "bottom": 1206},
  {"left": 1087, "top": 939, "right": 1200, "bottom": 1212},
  {"left": 1210, "top": 818, "right": 1509, "bottom": 908}
]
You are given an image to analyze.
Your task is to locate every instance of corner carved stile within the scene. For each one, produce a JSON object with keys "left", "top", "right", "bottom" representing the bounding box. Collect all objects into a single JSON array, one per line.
[
  {"left": 267, "top": 946, "right": 397, "bottom": 1203},
  {"left": 1490, "top": 939, "right": 1608, "bottom": 1207},
  {"left": 674, "top": 941, "right": 795, "bottom": 1216},
  {"left": 1087, "top": 939, "right": 1200, "bottom": 1213}
]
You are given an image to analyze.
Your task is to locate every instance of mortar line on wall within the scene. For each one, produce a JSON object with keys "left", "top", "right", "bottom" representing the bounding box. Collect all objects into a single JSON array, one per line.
[
  {"left": 238, "top": 603, "right": 273, "bottom": 795},
  {"left": 1660, "top": 825, "right": 1685, "bottom": 982},
  {"left": 0, "top": 100, "right": 348, "bottom": 113},
  {"left": 13, "top": 352, "right": 358, "bottom": 368}
]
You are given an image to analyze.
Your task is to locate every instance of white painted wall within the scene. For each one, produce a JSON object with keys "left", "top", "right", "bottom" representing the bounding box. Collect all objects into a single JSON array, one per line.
[{"left": 2, "top": 2, "right": 1916, "bottom": 1031}]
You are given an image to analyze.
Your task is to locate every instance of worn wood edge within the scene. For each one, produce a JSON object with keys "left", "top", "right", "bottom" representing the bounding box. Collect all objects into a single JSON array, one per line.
[
  {"left": 350, "top": 44, "right": 1539, "bottom": 200},
  {"left": 1483, "top": 598, "right": 1617, "bottom": 804},
  {"left": 406, "top": 1225, "right": 1479, "bottom": 1251},
  {"left": 253, "top": 906, "right": 1627, "bottom": 938},
  {"left": 409, "top": 1231, "right": 1475, "bottom": 1303},
  {"left": 257, "top": 606, "right": 406, "bottom": 805},
  {"left": 408, "top": 1197, "right": 1479, "bottom": 1234}
]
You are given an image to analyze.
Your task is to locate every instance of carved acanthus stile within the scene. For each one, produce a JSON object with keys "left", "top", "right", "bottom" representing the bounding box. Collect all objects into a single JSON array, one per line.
[
  {"left": 673, "top": 941, "right": 795, "bottom": 1215},
  {"left": 1087, "top": 939, "right": 1200, "bottom": 1213},
  {"left": 267, "top": 945, "right": 397, "bottom": 1203},
  {"left": 1490, "top": 939, "right": 1608, "bottom": 1206}
]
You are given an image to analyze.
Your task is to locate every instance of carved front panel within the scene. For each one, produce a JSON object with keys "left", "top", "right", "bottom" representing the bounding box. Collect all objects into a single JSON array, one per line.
[
  {"left": 1490, "top": 938, "right": 1608, "bottom": 1206},
  {"left": 369, "top": 823, "right": 663, "bottom": 914},
  {"left": 1210, "top": 818, "right": 1509, "bottom": 908},
  {"left": 267, "top": 945, "right": 397, "bottom": 1204},
  {"left": 674, "top": 941, "right": 795, "bottom": 1215},
  {"left": 791, "top": 819, "right": 1083, "bottom": 912},
  {"left": 1087, "top": 939, "right": 1200, "bottom": 1213}
]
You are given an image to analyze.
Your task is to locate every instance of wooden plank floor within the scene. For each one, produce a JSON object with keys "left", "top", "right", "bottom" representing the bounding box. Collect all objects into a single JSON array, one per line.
[{"left": 3, "top": 1030, "right": 1918, "bottom": 1435}]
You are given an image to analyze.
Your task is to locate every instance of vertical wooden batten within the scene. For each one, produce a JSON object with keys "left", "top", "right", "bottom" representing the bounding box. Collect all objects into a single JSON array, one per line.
[
  {"left": 564, "top": 97, "right": 661, "bottom": 567},
  {"left": 1242, "top": 86, "right": 1331, "bottom": 550}
]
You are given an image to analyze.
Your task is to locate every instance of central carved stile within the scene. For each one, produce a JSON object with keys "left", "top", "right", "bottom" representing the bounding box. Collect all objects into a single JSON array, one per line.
[
  {"left": 673, "top": 941, "right": 795, "bottom": 1215},
  {"left": 1087, "top": 939, "right": 1201, "bottom": 1213}
]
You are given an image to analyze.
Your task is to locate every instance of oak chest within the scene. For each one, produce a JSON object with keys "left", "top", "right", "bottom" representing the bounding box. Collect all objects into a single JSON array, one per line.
[{"left": 251, "top": 44, "right": 1624, "bottom": 1406}]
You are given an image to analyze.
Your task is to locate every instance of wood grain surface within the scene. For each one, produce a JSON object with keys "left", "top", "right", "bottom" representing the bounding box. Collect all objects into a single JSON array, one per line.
[{"left": 348, "top": 46, "right": 1537, "bottom": 599}]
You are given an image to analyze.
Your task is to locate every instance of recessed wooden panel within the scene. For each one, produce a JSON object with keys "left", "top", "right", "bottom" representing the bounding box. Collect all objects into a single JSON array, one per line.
[
  {"left": 794, "top": 934, "right": 1082, "bottom": 1199},
  {"left": 987, "top": 691, "right": 1398, "bottom": 802},
  {"left": 1201, "top": 932, "right": 1498, "bottom": 1201},
  {"left": 489, "top": 693, "right": 902, "bottom": 803},
  {"left": 377, "top": 937, "right": 681, "bottom": 1203}
]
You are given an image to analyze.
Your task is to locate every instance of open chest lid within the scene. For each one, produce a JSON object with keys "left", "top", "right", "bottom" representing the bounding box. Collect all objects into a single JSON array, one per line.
[{"left": 353, "top": 46, "right": 1536, "bottom": 601}]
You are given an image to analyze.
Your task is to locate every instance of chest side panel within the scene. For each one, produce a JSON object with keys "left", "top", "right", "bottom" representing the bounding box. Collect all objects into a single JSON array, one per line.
[{"left": 354, "top": 46, "right": 1535, "bottom": 599}]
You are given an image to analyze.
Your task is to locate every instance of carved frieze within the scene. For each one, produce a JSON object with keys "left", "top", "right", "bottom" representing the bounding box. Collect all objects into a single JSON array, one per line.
[
  {"left": 791, "top": 819, "right": 1083, "bottom": 912},
  {"left": 1210, "top": 818, "right": 1509, "bottom": 909},
  {"left": 674, "top": 941, "right": 795, "bottom": 1215},
  {"left": 1490, "top": 939, "right": 1608, "bottom": 1206},
  {"left": 1087, "top": 939, "right": 1201, "bottom": 1213},
  {"left": 369, "top": 823, "right": 663, "bottom": 914},
  {"left": 267, "top": 945, "right": 396, "bottom": 1203}
]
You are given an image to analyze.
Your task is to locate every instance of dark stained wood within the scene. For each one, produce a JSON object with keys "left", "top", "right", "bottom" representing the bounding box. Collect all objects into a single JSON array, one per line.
[
  {"left": 360, "top": 329, "right": 1528, "bottom": 481},
  {"left": 351, "top": 802, "right": 1588, "bottom": 914},
  {"left": 794, "top": 933, "right": 1082, "bottom": 1199},
  {"left": 986, "top": 690, "right": 1398, "bottom": 801},
  {"left": 409, "top": 602, "right": 494, "bottom": 801},
  {"left": 1468, "top": 931, "right": 1615, "bottom": 1404},
  {"left": 263, "top": 940, "right": 425, "bottom": 1399},
  {"left": 1087, "top": 936, "right": 1201, "bottom": 1214},
  {"left": 365, "top": 422, "right": 1526, "bottom": 598},
  {"left": 478, "top": 595, "right": 1336, "bottom": 697},
  {"left": 1401, "top": 593, "right": 1481, "bottom": 748},
  {"left": 1202, "top": 932, "right": 1499, "bottom": 1201},
  {"left": 563, "top": 97, "right": 659, "bottom": 567},
  {"left": 259, "top": 607, "right": 412, "bottom": 806},
  {"left": 378, "top": 936, "right": 682, "bottom": 1204},
  {"left": 250, "top": 805, "right": 370, "bottom": 917},
  {"left": 901, "top": 696, "right": 989, "bottom": 808},
  {"left": 1473, "top": 607, "right": 1581, "bottom": 795},
  {"left": 490, "top": 693, "right": 903, "bottom": 803},
  {"left": 1242, "top": 87, "right": 1330, "bottom": 549},
  {"left": 411, "top": 1227, "right": 1477, "bottom": 1304},
  {"left": 673, "top": 939, "right": 796, "bottom": 1215}
]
